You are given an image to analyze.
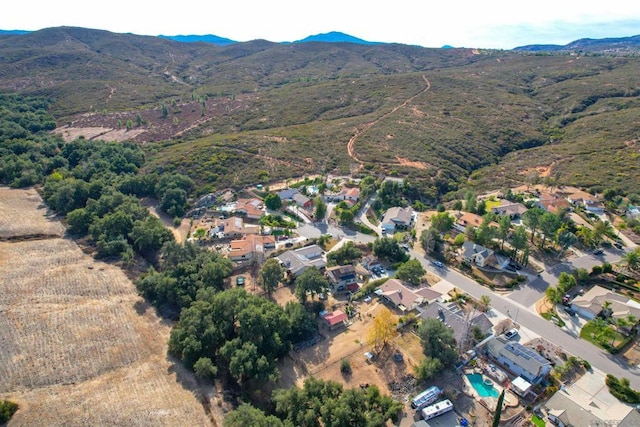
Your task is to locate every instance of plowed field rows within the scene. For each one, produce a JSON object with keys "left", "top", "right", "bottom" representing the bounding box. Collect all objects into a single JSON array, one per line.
[{"left": 0, "top": 188, "right": 211, "bottom": 426}]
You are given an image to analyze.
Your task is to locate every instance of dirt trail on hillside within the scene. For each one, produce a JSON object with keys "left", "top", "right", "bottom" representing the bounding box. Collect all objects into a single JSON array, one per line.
[{"left": 347, "top": 75, "right": 431, "bottom": 166}]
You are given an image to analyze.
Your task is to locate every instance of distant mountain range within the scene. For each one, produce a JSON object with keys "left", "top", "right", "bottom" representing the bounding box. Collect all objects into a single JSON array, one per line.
[
  {"left": 514, "top": 34, "right": 640, "bottom": 53},
  {"left": 2, "top": 27, "right": 639, "bottom": 52}
]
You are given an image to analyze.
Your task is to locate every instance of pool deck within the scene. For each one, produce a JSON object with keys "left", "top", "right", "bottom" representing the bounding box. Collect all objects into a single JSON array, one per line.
[{"left": 461, "top": 368, "right": 518, "bottom": 411}]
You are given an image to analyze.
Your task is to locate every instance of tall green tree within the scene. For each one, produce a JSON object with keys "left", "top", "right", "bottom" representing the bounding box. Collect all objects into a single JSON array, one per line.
[
  {"left": 417, "top": 318, "right": 457, "bottom": 367},
  {"left": 395, "top": 259, "right": 426, "bottom": 286},
  {"left": 260, "top": 258, "right": 284, "bottom": 299},
  {"left": 492, "top": 389, "right": 505, "bottom": 427},
  {"left": 314, "top": 196, "right": 326, "bottom": 221},
  {"left": 497, "top": 215, "right": 511, "bottom": 251},
  {"left": 523, "top": 207, "right": 544, "bottom": 243},
  {"left": 264, "top": 193, "right": 282, "bottom": 211},
  {"left": 430, "top": 211, "right": 454, "bottom": 234},
  {"left": 295, "top": 267, "right": 329, "bottom": 303}
]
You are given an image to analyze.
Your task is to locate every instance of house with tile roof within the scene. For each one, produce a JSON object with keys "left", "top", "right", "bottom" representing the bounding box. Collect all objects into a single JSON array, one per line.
[
  {"left": 375, "top": 278, "right": 435, "bottom": 312},
  {"left": 228, "top": 234, "right": 276, "bottom": 262},
  {"left": 234, "top": 198, "right": 264, "bottom": 220},
  {"left": 381, "top": 207, "right": 413, "bottom": 233},
  {"left": 420, "top": 301, "right": 493, "bottom": 347}
]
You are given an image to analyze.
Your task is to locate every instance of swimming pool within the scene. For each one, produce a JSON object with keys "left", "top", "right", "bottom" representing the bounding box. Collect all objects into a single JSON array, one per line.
[{"left": 466, "top": 373, "right": 499, "bottom": 398}]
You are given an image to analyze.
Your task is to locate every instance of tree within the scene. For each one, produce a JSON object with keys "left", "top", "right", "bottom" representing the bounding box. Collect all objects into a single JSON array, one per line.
[
  {"left": 556, "top": 228, "right": 577, "bottom": 255},
  {"left": 366, "top": 307, "right": 397, "bottom": 352},
  {"left": 510, "top": 225, "right": 528, "bottom": 259},
  {"left": 264, "top": 193, "right": 282, "bottom": 211},
  {"left": 522, "top": 207, "right": 544, "bottom": 243},
  {"left": 479, "top": 295, "right": 491, "bottom": 312},
  {"left": 395, "top": 259, "right": 426, "bottom": 286},
  {"left": 0, "top": 400, "right": 18, "bottom": 424},
  {"left": 129, "top": 215, "right": 174, "bottom": 257},
  {"left": 295, "top": 267, "right": 329, "bottom": 303},
  {"left": 224, "top": 404, "right": 285, "bottom": 427},
  {"left": 415, "top": 357, "right": 442, "bottom": 382},
  {"left": 497, "top": 215, "right": 511, "bottom": 251},
  {"left": 622, "top": 248, "right": 640, "bottom": 271},
  {"left": 492, "top": 389, "right": 505, "bottom": 427},
  {"left": 193, "top": 357, "right": 218, "bottom": 380},
  {"left": 592, "top": 220, "right": 614, "bottom": 245},
  {"left": 326, "top": 240, "right": 362, "bottom": 266},
  {"left": 539, "top": 212, "right": 562, "bottom": 249},
  {"left": 546, "top": 286, "right": 561, "bottom": 305},
  {"left": 160, "top": 187, "right": 187, "bottom": 217},
  {"left": 285, "top": 301, "right": 317, "bottom": 343},
  {"left": 452, "top": 199, "right": 463, "bottom": 213},
  {"left": 260, "top": 258, "right": 284, "bottom": 299},
  {"left": 420, "top": 228, "right": 440, "bottom": 255},
  {"left": 430, "top": 211, "right": 454, "bottom": 234},
  {"left": 417, "top": 318, "right": 457, "bottom": 367},
  {"left": 314, "top": 196, "right": 326, "bottom": 221},
  {"left": 373, "top": 237, "right": 409, "bottom": 263},
  {"left": 464, "top": 190, "right": 477, "bottom": 213},
  {"left": 557, "top": 272, "right": 576, "bottom": 295}
]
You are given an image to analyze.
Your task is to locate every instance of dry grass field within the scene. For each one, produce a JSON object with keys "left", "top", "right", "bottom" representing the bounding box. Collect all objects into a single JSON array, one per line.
[
  {"left": 0, "top": 188, "right": 212, "bottom": 426},
  {"left": 0, "top": 187, "right": 65, "bottom": 239}
]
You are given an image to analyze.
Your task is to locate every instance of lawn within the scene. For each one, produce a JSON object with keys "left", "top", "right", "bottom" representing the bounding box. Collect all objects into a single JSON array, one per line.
[
  {"left": 531, "top": 414, "right": 546, "bottom": 427},
  {"left": 580, "top": 320, "right": 628, "bottom": 350}
]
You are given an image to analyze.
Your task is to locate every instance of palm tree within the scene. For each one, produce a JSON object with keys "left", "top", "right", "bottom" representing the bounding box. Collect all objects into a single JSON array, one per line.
[
  {"left": 591, "top": 317, "right": 609, "bottom": 342},
  {"left": 546, "top": 286, "right": 561, "bottom": 305},
  {"left": 622, "top": 249, "right": 640, "bottom": 271}
]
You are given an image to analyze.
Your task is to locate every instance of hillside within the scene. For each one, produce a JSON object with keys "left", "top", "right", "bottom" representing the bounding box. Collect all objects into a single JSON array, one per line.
[{"left": 1, "top": 27, "right": 640, "bottom": 197}]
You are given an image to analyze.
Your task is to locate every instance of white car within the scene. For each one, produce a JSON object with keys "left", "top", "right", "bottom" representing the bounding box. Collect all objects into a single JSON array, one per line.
[{"left": 504, "top": 328, "right": 519, "bottom": 339}]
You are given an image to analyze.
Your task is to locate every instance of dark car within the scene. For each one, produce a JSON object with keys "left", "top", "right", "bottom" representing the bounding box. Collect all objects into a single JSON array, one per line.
[
  {"left": 593, "top": 248, "right": 604, "bottom": 255},
  {"left": 614, "top": 242, "right": 624, "bottom": 250},
  {"left": 563, "top": 306, "right": 576, "bottom": 316}
]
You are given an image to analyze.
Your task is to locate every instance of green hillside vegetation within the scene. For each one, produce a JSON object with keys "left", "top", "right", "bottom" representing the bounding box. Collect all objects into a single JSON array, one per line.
[{"left": 2, "top": 27, "right": 640, "bottom": 200}]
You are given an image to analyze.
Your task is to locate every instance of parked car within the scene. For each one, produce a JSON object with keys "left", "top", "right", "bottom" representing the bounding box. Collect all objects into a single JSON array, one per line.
[
  {"left": 563, "top": 306, "right": 576, "bottom": 316},
  {"left": 562, "top": 294, "right": 571, "bottom": 305},
  {"left": 593, "top": 248, "right": 604, "bottom": 255},
  {"left": 504, "top": 328, "right": 519, "bottom": 339},
  {"left": 614, "top": 242, "right": 624, "bottom": 250},
  {"left": 433, "top": 261, "right": 444, "bottom": 268}
]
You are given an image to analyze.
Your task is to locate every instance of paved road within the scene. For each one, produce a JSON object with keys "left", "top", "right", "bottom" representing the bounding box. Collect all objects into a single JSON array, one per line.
[
  {"left": 507, "top": 248, "right": 623, "bottom": 308},
  {"left": 410, "top": 249, "right": 640, "bottom": 389}
]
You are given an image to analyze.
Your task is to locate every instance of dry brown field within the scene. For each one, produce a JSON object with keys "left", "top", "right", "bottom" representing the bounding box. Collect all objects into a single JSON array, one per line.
[
  {"left": 0, "top": 187, "right": 212, "bottom": 426},
  {"left": 0, "top": 187, "right": 65, "bottom": 239}
]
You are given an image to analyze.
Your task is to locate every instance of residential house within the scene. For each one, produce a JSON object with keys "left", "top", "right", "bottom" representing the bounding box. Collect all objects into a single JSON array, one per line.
[
  {"left": 323, "top": 310, "right": 349, "bottom": 331},
  {"left": 209, "top": 217, "right": 259, "bottom": 239},
  {"left": 234, "top": 198, "right": 264, "bottom": 220},
  {"left": 454, "top": 212, "right": 483, "bottom": 233},
  {"left": 544, "top": 372, "right": 640, "bottom": 427},
  {"left": 277, "top": 188, "right": 299, "bottom": 202},
  {"left": 491, "top": 201, "right": 528, "bottom": 220},
  {"left": 584, "top": 199, "right": 606, "bottom": 215},
  {"left": 381, "top": 207, "right": 413, "bottom": 233},
  {"left": 293, "top": 192, "right": 313, "bottom": 210},
  {"left": 375, "top": 278, "right": 425, "bottom": 312},
  {"left": 228, "top": 234, "right": 276, "bottom": 262},
  {"left": 277, "top": 244, "right": 326, "bottom": 277},
  {"left": 536, "top": 193, "right": 572, "bottom": 215},
  {"left": 570, "top": 285, "right": 640, "bottom": 321},
  {"left": 484, "top": 336, "right": 551, "bottom": 385},
  {"left": 461, "top": 241, "right": 510, "bottom": 270},
  {"left": 344, "top": 187, "right": 360, "bottom": 203},
  {"left": 326, "top": 265, "right": 357, "bottom": 292},
  {"left": 419, "top": 301, "right": 492, "bottom": 347},
  {"left": 566, "top": 189, "right": 598, "bottom": 206}
]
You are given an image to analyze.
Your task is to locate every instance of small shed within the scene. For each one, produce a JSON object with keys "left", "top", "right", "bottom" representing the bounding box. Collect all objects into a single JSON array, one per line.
[
  {"left": 511, "top": 376, "right": 532, "bottom": 397},
  {"left": 324, "top": 310, "right": 348, "bottom": 331}
]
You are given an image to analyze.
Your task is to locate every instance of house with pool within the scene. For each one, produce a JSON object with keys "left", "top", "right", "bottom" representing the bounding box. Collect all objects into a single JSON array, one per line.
[{"left": 483, "top": 336, "right": 552, "bottom": 385}]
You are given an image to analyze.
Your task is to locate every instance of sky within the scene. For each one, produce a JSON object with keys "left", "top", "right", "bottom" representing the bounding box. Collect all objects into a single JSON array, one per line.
[{"left": 3, "top": 1, "right": 640, "bottom": 49}]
